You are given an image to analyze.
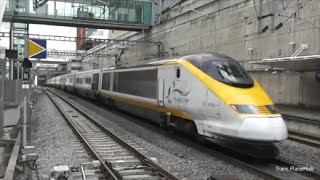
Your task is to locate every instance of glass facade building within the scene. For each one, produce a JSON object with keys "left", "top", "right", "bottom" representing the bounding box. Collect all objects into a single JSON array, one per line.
[{"left": 4, "top": 0, "right": 152, "bottom": 26}]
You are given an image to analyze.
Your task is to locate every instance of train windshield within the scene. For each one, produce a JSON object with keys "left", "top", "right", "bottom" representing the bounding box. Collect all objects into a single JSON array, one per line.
[{"left": 190, "top": 60, "right": 254, "bottom": 88}]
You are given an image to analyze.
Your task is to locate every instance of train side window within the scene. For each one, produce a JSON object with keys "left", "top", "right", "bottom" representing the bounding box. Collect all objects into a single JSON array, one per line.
[
  {"left": 176, "top": 68, "right": 181, "bottom": 78},
  {"left": 85, "top": 77, "right": 91, "bottom": 84},
  {"left": 102, "top": 73, "right": 110, "bottom": 90}
]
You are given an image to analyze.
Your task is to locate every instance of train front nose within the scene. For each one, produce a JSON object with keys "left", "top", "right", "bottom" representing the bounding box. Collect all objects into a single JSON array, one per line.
[{"left": 239, "top": 116, "right": 288, "bottom": 141}]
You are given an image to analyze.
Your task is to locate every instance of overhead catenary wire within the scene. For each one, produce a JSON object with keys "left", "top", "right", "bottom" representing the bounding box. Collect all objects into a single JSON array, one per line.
[
  {"left": 252, "top": 0, "right": 260, "bottom": 19},
  {"left": 281, "top": 0, "right": 313, "bottom": 24},
  {"left": 246, "top": 0, "right": 314, "bottom": 35}
]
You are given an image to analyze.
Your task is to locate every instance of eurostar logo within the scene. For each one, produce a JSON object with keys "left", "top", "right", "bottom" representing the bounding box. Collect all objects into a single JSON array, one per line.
[{"left": 28, "top": 39, "right": 47, "bottom": 59}]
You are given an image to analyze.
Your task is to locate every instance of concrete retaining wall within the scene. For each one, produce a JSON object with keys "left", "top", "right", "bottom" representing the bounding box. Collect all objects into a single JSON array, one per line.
[
  {"left": 96, "top": 0, "right": 320, "bottom": 107},
  {"left": 251, "top": 71, "right": 320, "bottom": 108}
]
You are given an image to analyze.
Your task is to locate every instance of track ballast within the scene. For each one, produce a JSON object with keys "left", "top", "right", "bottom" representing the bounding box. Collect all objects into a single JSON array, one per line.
[{"left": 43, "top": 87, "right": 179, "bottom": 180}]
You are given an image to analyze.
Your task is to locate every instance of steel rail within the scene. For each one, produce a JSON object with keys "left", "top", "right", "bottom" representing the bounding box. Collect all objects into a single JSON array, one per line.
[
  {"left": 283, "top": 113, "right": 320, "bottom": 148},
  {"left": 44, "top": 87, "right": 179, "bottom": 180},
  {"left": 282, "top": 113, "right": 320, "bottom": 124},
  {"left": 43, "top": 89, "right": 120, "bottom": 180},
  {"left": 288, "top": 131, "right": 320, "bottom": 149}
]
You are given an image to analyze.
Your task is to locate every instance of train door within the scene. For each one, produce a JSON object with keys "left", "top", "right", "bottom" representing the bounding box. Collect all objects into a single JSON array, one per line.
[
  {"left": 173, "top": 67, "right": 191, "bottom": 110},
  {"left": 206, "top": 90, "right": 221, "bottom": 119},
  {"left": 160, "top": 67, "right": 175, "bottom": 107},
  {"left": 91, "top": 73, "right": 99, "bottom": 91},
  {"left": 158, "top": 77, "right": 165, "bottom": 106}
]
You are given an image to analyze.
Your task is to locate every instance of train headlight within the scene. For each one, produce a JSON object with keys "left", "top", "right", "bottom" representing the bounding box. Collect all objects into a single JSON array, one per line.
[
  {"left": 265, "top": 105, "right": 278, "bottom": 114},
  {"left": 230, "top": 105, "right": 259, "bottom": 114}
]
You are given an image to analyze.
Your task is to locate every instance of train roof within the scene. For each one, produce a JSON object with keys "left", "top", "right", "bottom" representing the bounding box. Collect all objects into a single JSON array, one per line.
[
  {"left": 101, "top": 57, "right": 179, "bottom": 71},
  {"left": 182, "top": 53, "right": 235, "bottom": 62},
  {"left": 101, "top": 53, "right": 234, "bottom": 71},
  {"left": 48, "top": 53, "right": 235, "bottom": 79}
]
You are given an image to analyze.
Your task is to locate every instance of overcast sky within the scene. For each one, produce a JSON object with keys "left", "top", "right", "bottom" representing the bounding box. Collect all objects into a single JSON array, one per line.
[
  {"left": 29, "top": 24, "right": 77, "bottom": 51},
  {"left": 0, "top": 22, "right": 77, "bottom": 51},
  {"left": 0, "top": 22, "right": 109, "bottom": 62}
]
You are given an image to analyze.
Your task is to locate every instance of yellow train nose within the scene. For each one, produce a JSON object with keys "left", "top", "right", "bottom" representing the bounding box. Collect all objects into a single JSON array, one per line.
[{"left": 226, "top": 92, "right": 273, "bottom": 106}]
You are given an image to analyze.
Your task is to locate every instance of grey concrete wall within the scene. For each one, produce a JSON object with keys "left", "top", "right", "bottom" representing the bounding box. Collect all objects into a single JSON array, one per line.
[
  {"left": 243, "top": 71, "right": 320, "bottom": 108},
  {"left": 97, "top": 0, "right": 320, "bottom": 107},
  {"left": 251, "top": 71, "right": 300, "bottom": 105},
  {"left": 299, "top": 72, "right": 320, "bottom": 108}
]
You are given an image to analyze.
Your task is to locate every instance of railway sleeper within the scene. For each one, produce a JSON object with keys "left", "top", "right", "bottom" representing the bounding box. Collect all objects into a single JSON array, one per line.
[
  {"left": 84, "top": 134, "right": 111, "bottom": 138},
  {"left": 97, "top": 149, "right": 128, "bottom": 154},
  {"left": 91, "top": 143, "right": 118, "bottom": 147},
  {"left": 104, "top": 155, "right": 137, "bottom": 161},
  {"left": 118, "top": 168, "right": 154, "bottom": 176},
  {"left": 108, "top": 159, "right": 143, "bottom": 167},
  {"left": 93, "top": 146, "right": 124, "bottom": 150},
  {"left": 122, "top": 174, "right": 163, "bottom": 180},
  {"left": 86, "top": 140, "right": 115, "bottom": 143},
  {"left": 113, "top": 165, "right": 148, "bottom": 171},
  {"left": 100, "top": 152, "right": 131, "bottom": 157}
]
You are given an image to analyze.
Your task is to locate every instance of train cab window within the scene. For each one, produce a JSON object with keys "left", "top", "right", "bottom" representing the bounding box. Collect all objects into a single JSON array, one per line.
[
  {"left": 176, "top": 68, "right": 180, "bottom": 78},
  {"left": 188, "top": 59, "right": 254, "bottom": 88}
]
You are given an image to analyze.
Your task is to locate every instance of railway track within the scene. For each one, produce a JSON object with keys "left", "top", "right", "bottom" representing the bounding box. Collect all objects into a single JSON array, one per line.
[
  {"left": 282, "top": 114, "right": 320, "bottom": 148},
  {"left": 288, "top": 131, "right": 320, "bottom": 149},
  {"left": 195, "top": 141, "right": 320, "bottom": 180},
  {"left": 45, "top": 87, "right": 320, "bottom": 180},
  {"left": 43, "top": 88, "right": 179, "bottom": 180}
]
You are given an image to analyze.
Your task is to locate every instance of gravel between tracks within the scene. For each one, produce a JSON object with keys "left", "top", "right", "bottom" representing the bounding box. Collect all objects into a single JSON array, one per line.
[
  {"left": 51, "top": 88, "right": 260, "bottom": 180},
  {"left": 276, "top": 140, "right": 320, "bottom": 173},
  {"left": 31, "top": 91, "right": 85, "bottom": 176}
]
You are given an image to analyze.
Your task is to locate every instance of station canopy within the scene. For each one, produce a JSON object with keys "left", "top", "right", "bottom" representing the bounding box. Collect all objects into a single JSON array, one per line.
[
  {"left": 250, "top": 45, "right": 320, "bottom": 71},
  {"left": 249, "top": 55, "right": 320, "bottom": 72}
]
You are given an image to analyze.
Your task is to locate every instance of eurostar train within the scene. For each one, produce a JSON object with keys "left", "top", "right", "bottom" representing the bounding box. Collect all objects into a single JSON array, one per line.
[{"left": 46, "top": 53, "right": 288, "bottom": 142}]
